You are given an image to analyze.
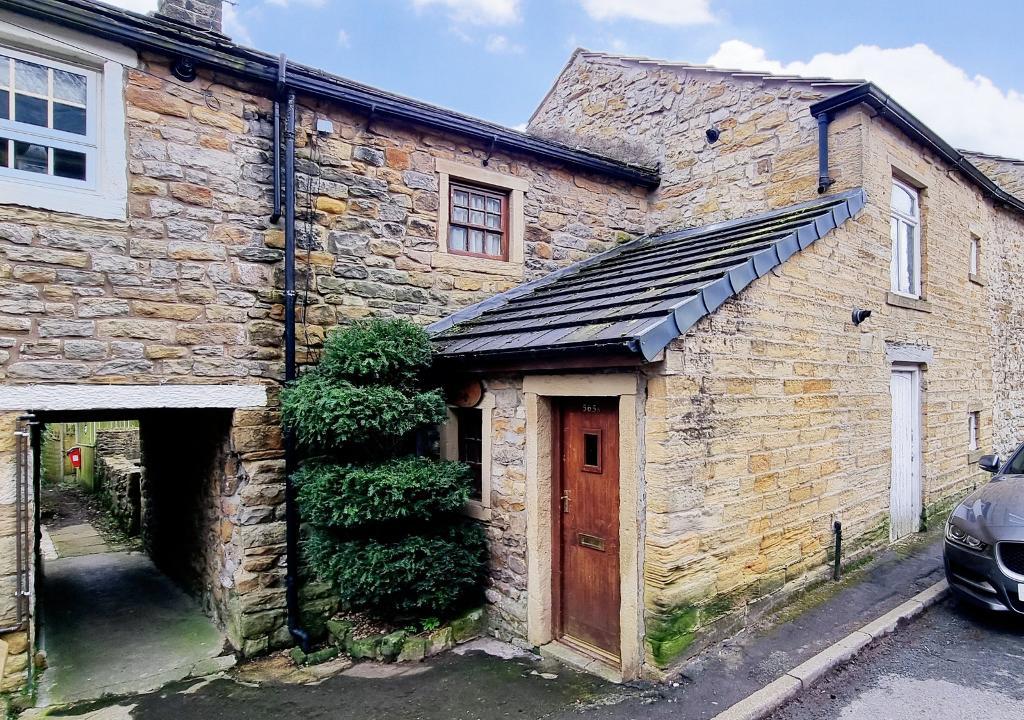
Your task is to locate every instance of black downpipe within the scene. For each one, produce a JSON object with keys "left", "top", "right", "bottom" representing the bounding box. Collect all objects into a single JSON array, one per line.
[
  {"left": 817, "top": 112, "right": 834, "bottom": 194},
  {"left": 269, "top": 55, "right": 284, "bottom": 223},
  {"left": 281, "top": 73, "right": 310, "bottom": 650},
  {"left": 832, "top": 520, "right": 843, "bottom": 581}
]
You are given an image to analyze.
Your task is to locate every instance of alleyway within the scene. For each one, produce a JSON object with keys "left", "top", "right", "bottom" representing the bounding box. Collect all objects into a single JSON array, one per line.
[{"left": 37, "top": 486, "right": 227, "bottom": 707}]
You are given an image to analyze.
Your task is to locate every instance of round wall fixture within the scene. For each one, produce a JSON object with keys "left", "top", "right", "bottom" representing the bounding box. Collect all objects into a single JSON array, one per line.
[
  {"left": 852, "top": 308, "right": 873, "bottom": 325},
  {"left": 705, "top": 127, "right": 721, "bottom": 143},
  {"left": 171, "top": 57, "right": 198, "bottom": 83}
]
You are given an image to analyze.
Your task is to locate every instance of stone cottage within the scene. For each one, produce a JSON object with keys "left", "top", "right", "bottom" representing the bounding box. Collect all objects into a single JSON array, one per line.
[
  {"left": 0, "top": 0, "right": 1022, "bottom": 694},
  {"left": 430, "top": 52, "right": 1024, "bottom": 680}
]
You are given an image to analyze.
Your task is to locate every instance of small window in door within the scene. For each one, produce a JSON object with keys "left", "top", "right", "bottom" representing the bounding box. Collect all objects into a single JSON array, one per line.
[
  {"left": 968, "top": 411, "right": 980, "bottom": 451},
  {"left": 456, "top": 407, "right": 483, "bottom": 500},
  {"left": 582, "top": 429, "right": 602, "bottom": 473}
]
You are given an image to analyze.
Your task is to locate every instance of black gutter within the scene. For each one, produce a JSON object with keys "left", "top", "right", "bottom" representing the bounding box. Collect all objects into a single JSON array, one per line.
[
  {"left": 280, "top": 85, "right": 309, "bottom": 651},
  {"left": 811, "top": 83, "right": 1024, "bottom": 215},
  {"left": 2, "top": 0, "right": 660, "bottom": 188}
]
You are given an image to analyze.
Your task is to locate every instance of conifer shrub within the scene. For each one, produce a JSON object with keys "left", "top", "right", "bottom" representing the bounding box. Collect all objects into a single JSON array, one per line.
[
  {"left": 283, "top": 318, "right": 486, "bottom": 622},
  {"left": 304, "top": 523, "right": 487, "bottom": 619},
  {"left": 293, "top": 456, "right": 473, "bottom": 528}
]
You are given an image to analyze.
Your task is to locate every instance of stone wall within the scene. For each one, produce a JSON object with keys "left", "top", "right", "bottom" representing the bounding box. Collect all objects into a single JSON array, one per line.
[
  {"left": 0, "top": 413, "right": 31, "bottom": 694},
  {"left": 97, "top": 454, "right": 143, "bottom": 535},
  {"left": 962, "top": 151, "right": 1024, "bottom": 199},
  {"left": 475, "top": 377, "right": 529, "bottom": 644},
  {"left": 96, "top": 428, "right": 141, "bottom": 461},
  {"left": 528, "top": 52, "right": 864, "bottom": 233},
  {"left": 641, "top": 110, "right": 1024, "bottom": 672}
]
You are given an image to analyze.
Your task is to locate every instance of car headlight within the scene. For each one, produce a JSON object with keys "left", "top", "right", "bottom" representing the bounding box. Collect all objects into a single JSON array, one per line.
[{"left": 946, "top": 521, "right": 987, "bottom": 551}]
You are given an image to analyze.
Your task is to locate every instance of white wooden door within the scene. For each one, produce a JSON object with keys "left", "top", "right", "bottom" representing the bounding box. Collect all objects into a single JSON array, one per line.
[{"left": 890, "top": 368, "right": 921, "bottom": 540}]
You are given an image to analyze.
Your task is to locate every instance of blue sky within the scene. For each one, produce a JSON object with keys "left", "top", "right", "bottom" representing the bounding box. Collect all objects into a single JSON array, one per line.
[{"left": 115, "top": 0, "right": 1024, "bottom": 157}]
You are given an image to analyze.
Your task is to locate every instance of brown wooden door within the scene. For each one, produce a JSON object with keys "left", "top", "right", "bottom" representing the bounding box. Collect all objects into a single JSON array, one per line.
[{"left": 556, "top": 398, "right": 620, "bottom": 661}]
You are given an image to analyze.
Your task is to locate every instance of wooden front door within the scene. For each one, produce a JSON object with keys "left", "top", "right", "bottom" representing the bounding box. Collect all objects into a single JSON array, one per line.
[{"left": 556, "top": 398, "right": 620, "bottom": 661}]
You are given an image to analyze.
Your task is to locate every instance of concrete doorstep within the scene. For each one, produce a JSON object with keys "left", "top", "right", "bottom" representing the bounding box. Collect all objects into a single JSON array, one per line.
[{"left": 710, "top": 580, "right": 949, "bottom": 720}]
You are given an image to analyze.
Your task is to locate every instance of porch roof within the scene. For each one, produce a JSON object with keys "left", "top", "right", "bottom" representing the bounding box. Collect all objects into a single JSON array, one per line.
[{"left": 428, "top": 188, "right": 866, "bottom": 364}]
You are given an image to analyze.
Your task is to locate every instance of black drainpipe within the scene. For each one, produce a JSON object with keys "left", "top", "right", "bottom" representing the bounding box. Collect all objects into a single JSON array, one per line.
[
  {"left": 276, "top": 54, "right": 310, "bottom": 652},
  {"left": 816, "top": 112, "right": 834, "bottom": 194},
  {"left": 269, "top": 54, "right": 284, "bottom": 224}
]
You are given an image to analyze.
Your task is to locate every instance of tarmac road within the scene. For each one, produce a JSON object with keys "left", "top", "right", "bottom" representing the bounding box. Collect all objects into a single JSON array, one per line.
[{"left": 769, "top": 596, "right": 1024, "bottom": 720}]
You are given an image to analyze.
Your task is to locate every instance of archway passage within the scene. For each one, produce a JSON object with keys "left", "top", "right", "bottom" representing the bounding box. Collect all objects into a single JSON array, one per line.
[{"left": 33, "top": 409, "right": 235, "bottom": 705}]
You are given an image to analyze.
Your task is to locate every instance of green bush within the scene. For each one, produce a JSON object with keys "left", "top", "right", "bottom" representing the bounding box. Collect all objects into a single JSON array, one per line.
[
  {"left": 281, "top": 374, "right": 446, "bottom": 451},
  {"left": 295, "top": 456, "right": 473, "bottom": 528},
  {"left": 285, "top": 316, "right": 487, "bottom": 624},
  {"left": 318, "top": 318, "right": 433, "bottom": 388},
  {"left": 305, "top": 521, "right": 487, "bottom": 619}
]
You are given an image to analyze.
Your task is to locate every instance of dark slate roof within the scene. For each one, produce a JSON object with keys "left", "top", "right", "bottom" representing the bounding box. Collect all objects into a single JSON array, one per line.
[{"left": 429, "top": 189, "right": 866, "bottom": 364}]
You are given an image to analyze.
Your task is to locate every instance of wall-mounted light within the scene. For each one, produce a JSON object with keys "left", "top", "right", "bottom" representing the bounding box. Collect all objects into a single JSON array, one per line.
[
  {"left": 852, "top": 308, "right": 872, "bottom": 326},
  {"left": 705, "top": 127, "right": 720, "bottom": 144}
]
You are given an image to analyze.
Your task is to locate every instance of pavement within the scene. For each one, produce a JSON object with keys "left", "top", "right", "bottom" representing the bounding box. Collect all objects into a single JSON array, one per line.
[
  {"left": 37, "top": 551, "right": 228, "bottom": 707},
  {"left": 28, "top": 530, "right": 947, "bottom": 720},
  {"left": 46, "top": 523, "right": 112, "bottom": 558},
  {"left": 768, "top": 596, "right": 1024, "bottom": 720}
]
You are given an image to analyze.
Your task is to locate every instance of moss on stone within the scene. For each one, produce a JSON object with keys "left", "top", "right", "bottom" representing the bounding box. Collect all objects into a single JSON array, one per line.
[{"left": 645, "top": 605, "right": 699, "bottom": 668}]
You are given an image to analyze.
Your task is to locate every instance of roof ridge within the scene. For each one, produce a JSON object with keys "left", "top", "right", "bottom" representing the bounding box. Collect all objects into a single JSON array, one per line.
[
  {"left": 577, "top": 50, "right": 865, "bottom": 87},
  {"left": 959, "top": 149, "right": 1024, "bottom": 165}
]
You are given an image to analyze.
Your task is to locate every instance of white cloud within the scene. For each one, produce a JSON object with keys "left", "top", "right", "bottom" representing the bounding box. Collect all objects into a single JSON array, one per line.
[
  {"left": 579, "top": 0, "right": 714, "bottom": 26},
  {"left": 411, "top": 0, "right": 520, "bottom": 25},
  {"left": 223, "top": 4, "right": 254, "bottom": 45},
  {"left": 337, "top": 28, "right": 351, "bottom": 47},
  {"left": 484, "top": 34, "right": 523, "bottom": 54},
  {"left": 706, "top": 40, "right": 1024, "bottom": 159}
]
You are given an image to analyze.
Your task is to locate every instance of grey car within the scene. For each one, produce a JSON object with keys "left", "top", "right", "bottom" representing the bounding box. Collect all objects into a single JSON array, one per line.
[{"left": 944, "top": 444, "right": 1024, "bottom": 613}]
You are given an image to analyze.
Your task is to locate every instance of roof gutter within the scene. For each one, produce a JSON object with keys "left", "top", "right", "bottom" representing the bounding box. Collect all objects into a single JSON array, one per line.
[
  {"left": 811, "top": 83, "right": 1024, "bottom": 216},
  {"left": 1, "top": 0, "right": 660, "bottom": 188}
]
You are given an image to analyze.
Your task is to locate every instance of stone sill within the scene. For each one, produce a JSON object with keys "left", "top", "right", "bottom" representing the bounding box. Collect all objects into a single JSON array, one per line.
[
  {"left": 886, "top": 292, "right": 932, "bottom": 313},
  {"left": 431, "top": 251, "right": 524, "bottom": 279},
  {"left": 969, "top": 273, "right": 986, "bottom": 287},
  {"left": 968, "top": 449, "right": 985, "bottom": 465}
]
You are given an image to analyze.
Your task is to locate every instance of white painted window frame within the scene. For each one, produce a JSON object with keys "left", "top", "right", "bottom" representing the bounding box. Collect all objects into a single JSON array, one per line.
[
  {"left": 0, "top": 14, "right": 133, "bottom": 220},
  {"left": 890, "top": 178, "right": 921, "bottom": 299},
  {"left": 969, "top": 234, "right": 980, "bottom": 277},
  {"left": 0, "top": 47, "right": 99, "bottom": 187},
  {"left": 440, "top": 392, "right": 495, "bottom": 522},
  {"left": 968, "top": 411, "right": 979, "bottom": 451}
]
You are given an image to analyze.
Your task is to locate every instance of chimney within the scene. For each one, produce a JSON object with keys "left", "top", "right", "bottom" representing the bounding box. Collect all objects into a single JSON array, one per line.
[{"left": 156, "top": 0, "right": 223, "bottom": 34}]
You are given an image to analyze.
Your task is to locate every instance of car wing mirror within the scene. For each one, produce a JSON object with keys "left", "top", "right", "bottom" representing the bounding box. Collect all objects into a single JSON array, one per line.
[{"left": 978, "top": 454, "right": 1001, "bottom": 473}]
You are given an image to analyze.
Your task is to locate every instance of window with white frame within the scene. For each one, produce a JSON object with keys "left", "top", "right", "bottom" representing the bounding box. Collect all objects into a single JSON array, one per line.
[
  {"left": 0, "top": 48, "right": 96, "bottom": 186},
  {"left": 0, "top": 23, "right": 129, "bottom": 221},
  {"left": 969, "top": 235, "right": 980, "bottom": 276},
  {"left": 890, "top": 179, "right": 921, "bottom": 297},
  {"left": 969, "top": 411, "right": 980, "bottom": 451}
]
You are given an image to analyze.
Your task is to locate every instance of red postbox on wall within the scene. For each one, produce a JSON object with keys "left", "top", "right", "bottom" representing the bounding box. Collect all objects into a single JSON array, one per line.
[{"left": 67, "top": 446, "right": 82, "bottom": 470}]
